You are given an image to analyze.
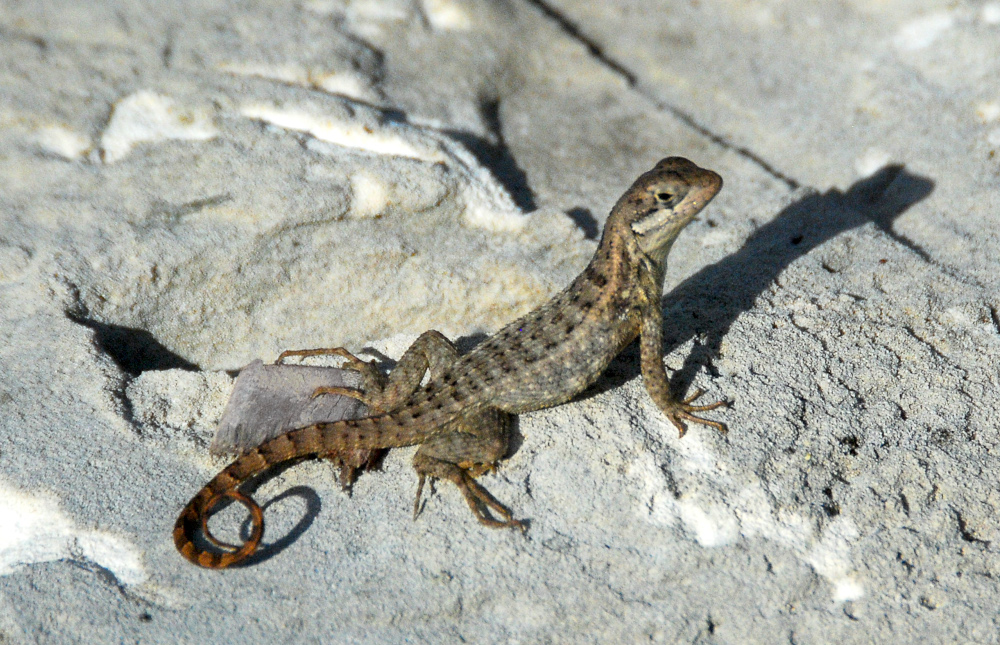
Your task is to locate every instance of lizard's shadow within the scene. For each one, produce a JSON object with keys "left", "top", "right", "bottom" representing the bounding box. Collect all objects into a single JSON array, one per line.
[
  {"left": 588, "top": 164, "right": 935, "bottom": 399},
  {"left": 238, "top": 483, "right": 322, "bottom": 567}
]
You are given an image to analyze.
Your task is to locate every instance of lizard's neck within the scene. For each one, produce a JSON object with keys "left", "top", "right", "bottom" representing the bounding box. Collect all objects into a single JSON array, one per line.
[{"left": 590, "top": 213, "right": 666, "bottom": 295}]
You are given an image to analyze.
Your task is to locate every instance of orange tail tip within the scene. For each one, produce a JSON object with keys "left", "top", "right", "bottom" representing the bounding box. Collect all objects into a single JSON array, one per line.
[{"left": 174, "top": 490, "right": 265, "bottom": 569}]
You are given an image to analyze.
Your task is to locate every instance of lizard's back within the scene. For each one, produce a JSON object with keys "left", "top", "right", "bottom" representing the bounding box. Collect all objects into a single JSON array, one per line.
[{"left": 415, "top": 248, "right": 642, "bottom": 416}]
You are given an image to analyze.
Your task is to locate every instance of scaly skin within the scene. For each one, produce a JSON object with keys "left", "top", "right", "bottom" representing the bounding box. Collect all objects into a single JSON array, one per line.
[{"left": 175, "top": 157, "right": 726, "bottom": 568}]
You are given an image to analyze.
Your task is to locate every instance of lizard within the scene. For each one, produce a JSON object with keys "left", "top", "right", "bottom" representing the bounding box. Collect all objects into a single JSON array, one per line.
[{"left": 174, "top": 156, "right": 727, "bottom": 568}]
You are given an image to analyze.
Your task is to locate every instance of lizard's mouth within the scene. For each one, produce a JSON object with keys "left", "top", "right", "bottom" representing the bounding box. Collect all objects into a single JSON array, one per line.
[{"left": 631, "top": 201, "right": 687, "bottom": 237}]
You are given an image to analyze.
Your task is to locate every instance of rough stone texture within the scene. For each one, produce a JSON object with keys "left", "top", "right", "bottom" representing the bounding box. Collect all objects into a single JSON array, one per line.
[{"left": 1, "top": 1, "right": 998, "bottom": 643}]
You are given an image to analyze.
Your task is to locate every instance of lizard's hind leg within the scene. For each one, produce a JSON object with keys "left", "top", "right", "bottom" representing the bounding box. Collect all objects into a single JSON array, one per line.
[
  {"left": 334, "top": 331, "right": 524, "bottom": 529},
  {"left": 412, "top": 408, "right": 524, "bottom": 531}
]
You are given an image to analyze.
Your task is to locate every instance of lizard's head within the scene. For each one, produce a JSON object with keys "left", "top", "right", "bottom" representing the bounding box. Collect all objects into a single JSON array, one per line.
[{"left": 614, "top": 157, "right": 723, "bottom": 264}]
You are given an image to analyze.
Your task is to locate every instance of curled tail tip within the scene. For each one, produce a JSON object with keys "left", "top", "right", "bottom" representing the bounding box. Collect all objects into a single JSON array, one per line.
[{"left": 173, "top": 490, "right": 265, "bottom": 569}]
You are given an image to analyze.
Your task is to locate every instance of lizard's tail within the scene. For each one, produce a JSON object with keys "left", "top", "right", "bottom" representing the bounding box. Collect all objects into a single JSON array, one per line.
[
  {"left": 173, "top": 476, "right": 265, "bottom": 569},
  {"left": 174, "top": 415, "right": 426, "bottom": 568}
]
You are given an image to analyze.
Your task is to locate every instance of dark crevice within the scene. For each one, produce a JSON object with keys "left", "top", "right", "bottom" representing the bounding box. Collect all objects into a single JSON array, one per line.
[
  {"left": 647, "top": 101, "right": 801, "bottom": 190},
  {"left": 955, "top": 510, "right": 990, "bottom": 547},
  {"left": 902, "top": 324, "right": 946, "bottom": 362},
  {"left": 66, "top": 310, "right": 200, "bottom": 375},
  {"left": 144, "top": 193, "right": 232, "bottom": 228},
  {"left": 444, "top": 97, "right": 537, "bottom": 211},
  {"left": 523, "top": 0, "right": 800, "bottom": 190},
  {"left": 522, "top": 0, "right": 637, "bottom": 85},
  {"left": 838, "top": 435, "right": 860, "bottom": 457},
  {"left": 67, "top": 558, "right": 132, "bottom": 597},
  {"left": 160, "top": 24, "right": 175, "bottom": 69},
  {"left": 65, "top": 557, "right": 157, "bottom": 613},
  {"left": 821, "top": 486, "right": 840, "bottom": 517}
]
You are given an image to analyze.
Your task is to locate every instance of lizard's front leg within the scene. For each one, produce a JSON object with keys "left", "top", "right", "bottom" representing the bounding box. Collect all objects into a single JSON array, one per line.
[
  {"left": 638, "top": 294, "right": 728, "bottom": 438},
  {"left": 277, "top": 346, "right": 388, "bottom": 408}
]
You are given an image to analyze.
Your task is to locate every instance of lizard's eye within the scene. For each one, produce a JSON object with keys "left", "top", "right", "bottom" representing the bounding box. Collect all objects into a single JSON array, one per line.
[{"left": 655, "top": 192, "right": 674, "bottom": 202}]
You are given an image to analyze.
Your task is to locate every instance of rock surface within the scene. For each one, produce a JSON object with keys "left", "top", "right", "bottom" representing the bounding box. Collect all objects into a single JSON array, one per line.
[{"left": 1, "top": 1, "right": 998, "bottom": 643}]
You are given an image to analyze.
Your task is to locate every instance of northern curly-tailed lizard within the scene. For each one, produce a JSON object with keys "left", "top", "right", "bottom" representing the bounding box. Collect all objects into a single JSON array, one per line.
[{"left": 175, "top": 157, "right": 727, "bottom": 568}]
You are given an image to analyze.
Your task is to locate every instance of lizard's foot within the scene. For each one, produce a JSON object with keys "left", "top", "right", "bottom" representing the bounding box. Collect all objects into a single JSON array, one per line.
[
  {"left": 662, "top": 389, "right": 729, "bottom": 438},
  {"left": 277, "top": 347, "right": 387, "bottom": 407},
  {"left": 455, "top": 471, "right": 526, "bottom": 532},
  {"left": 413, "top": 460, "right": 525, "bottom": 532},
  {"left": 277, "top": 347, "right": 380, "bottom": 380},
  {"left": 322, "top": 448, "right": 384, "bottom": 491},
  {"left": 311, "top": 385, "right": 365, "bottom": 401},
  {"left": 276, "top": 346, "right": 361, "bottom": 365}
]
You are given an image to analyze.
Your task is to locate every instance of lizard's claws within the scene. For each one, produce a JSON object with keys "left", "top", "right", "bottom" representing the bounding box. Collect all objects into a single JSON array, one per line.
[
  {"left": 276, "top": 347, "right": 363, "bottom": 366},
  {"left": 665, "top": 389, "right": 730, "bottom": 438},
  {"left": 310, "top": 385, "right": 366, "bottom": 401}
]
